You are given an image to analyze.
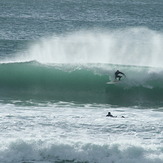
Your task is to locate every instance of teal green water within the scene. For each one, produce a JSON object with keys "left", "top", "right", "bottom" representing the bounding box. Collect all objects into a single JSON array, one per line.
[
  {"left": 0, "top": 61, "right": 163, "bottom": 106},
  {"left": 1, "top": 0, "right": 163, "bottom": 106}
]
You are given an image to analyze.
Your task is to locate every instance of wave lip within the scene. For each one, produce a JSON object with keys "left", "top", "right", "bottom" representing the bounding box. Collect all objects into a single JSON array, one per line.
[{"left": 11, "top": 28, "right": 163, "bottom": 68}]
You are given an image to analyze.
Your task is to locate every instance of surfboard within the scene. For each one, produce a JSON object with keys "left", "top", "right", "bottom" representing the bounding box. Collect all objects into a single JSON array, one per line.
[{"left": 106, "top": 80, "right": 119, "bottom": 84}]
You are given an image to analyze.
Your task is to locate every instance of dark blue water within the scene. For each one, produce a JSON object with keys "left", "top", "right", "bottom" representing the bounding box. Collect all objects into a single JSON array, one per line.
[{"left": 1, "top": 0, "right": 163, "bottom": 40}]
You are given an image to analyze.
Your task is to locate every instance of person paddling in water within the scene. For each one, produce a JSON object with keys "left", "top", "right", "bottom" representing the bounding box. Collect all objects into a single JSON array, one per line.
[
  {"left": 106, "top": 112, "right": 117, "bottom": 118},
  {"left": 115, "top": 70, "right": 126, "bottom": 81},
  {"left": 106, "top": 112, "right": 125, "bottom": 118}
]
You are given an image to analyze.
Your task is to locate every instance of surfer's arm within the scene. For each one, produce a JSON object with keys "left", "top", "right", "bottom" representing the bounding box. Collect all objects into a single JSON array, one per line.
[{"left": 119, "top": 72, "right": 126, "bottom": 76}]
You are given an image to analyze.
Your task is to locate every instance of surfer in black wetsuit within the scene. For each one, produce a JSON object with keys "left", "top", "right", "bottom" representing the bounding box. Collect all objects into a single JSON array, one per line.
[
  {"left": 106, "top": 112, "right": 117, "bottom": 117},
  {"left": 115, "top": 70, "right": 126, "bottom": 81},
  {"left": 106, "top": 112, "right": 125, "bottom": 118}
]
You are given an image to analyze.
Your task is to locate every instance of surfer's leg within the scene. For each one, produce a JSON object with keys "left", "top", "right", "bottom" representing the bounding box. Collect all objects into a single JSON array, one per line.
[
  {"left": 117, "top": 75, "right": 121, "bottom": 80},
  {"left": 119, "top": 76, "right": 123, "bottom": 80}
]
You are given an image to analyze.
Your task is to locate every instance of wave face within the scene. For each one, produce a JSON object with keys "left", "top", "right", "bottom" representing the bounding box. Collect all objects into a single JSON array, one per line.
[{"left": 0, "top": 61, "right": 163, "bottom": 106}]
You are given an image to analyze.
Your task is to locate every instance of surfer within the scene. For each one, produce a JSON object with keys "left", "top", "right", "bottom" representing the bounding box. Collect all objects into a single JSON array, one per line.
[
  {"left": 106, "top": 112, "right": 117, "bottom": 118},
  {"left": 115, "top": 70, "right": 126, "bottom": 81},
  {"left": 106, "top": 112, "right": 125, "bottom": 118}
]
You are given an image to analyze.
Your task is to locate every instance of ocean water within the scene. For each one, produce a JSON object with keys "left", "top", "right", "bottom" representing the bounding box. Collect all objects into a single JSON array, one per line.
[{"left": 1, "top": 0, "right": 163, "bottom": 162}]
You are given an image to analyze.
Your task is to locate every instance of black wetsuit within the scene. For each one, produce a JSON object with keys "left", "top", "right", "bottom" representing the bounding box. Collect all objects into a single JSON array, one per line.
[
  {"left": 106, "top": 112, "right": 114, "bottom": 117},
  {"left": 115, "top": 70, "right": 125, "bottom": 81}
]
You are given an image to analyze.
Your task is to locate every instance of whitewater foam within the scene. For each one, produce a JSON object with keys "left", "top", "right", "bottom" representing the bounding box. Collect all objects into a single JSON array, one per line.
[
  {"left": 1, "top": 140, "right": 163, "bottom": 163},
  {"left": 0, "top": 103, "right": 163, "bottom": 163},
  {"left": 11, "top": 27, "right": 163, "bottom": 68}
]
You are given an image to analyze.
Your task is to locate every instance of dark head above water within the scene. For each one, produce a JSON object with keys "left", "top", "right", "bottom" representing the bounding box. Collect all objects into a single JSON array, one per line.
[{"left": 106, "top": 112, "right": 114, "bottom": 117}]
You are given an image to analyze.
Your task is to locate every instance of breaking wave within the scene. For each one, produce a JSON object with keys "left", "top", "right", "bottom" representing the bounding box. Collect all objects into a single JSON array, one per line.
[
  {"left": 0, "top": 140, "right": 163, "bottom": 163},
  {"left": 8, "top": 28, "right": 163, "bottom": 68},
  {"left": 0, "top": 61, "right": 163, "bottom": 106}
]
